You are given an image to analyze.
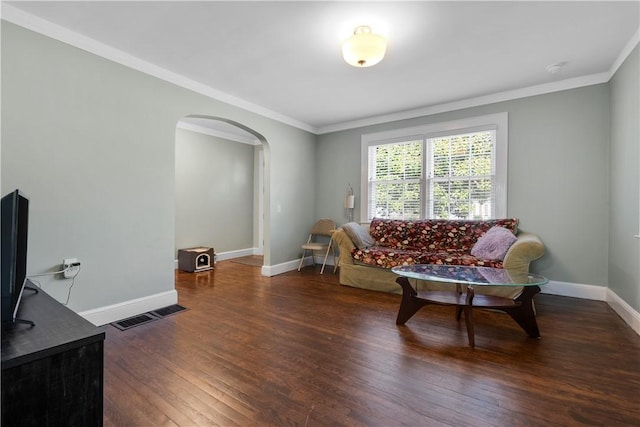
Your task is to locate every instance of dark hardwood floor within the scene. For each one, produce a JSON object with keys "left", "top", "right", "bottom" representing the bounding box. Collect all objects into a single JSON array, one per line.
[{"left": 103, "top": 261, "right": 640, "bottom": 426}]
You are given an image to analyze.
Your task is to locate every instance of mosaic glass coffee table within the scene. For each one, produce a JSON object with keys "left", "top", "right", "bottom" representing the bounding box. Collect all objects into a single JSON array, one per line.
[{"left": 391, "top": 264, "right": 548, "bottom": 347}]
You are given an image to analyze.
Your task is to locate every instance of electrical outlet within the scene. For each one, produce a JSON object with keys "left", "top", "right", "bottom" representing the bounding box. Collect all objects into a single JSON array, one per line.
[{"left": 63, "top": 258, "right": 81, "bottom": 279}]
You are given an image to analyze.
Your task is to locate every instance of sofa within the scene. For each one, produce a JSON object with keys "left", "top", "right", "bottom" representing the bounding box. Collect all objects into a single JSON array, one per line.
[{"left": 332, "top": 217, "right": 545, "bottom": 299}]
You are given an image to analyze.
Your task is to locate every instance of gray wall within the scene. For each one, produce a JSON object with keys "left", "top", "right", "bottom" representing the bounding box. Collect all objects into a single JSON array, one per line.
[
  {"left": 3, "top": 19, "right": 637, "bottom": 315},
  {"left": 175, "top": 128, "right": 255, "bottom": 256},
  {"left": 609, "top": 44, "right": 640, "bottom": 312},
  {"left": 1, "top": 22, "right": 316, "bottom": 312},
  {"left": 316, "top": 84, "right": 611, "bottom": 287}
]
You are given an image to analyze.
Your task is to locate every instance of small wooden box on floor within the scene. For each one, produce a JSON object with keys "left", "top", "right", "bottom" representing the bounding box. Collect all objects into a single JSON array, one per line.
[{"left": 178, "top": 247, "right": 215, "bottom": 272}]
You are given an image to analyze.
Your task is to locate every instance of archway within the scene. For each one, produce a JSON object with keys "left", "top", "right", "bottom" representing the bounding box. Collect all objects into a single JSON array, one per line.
[{"left": 175, "top": 115, "right": 271, "bottom": 268}]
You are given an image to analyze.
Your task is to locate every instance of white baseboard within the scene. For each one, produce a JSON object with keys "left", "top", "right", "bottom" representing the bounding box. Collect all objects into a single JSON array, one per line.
[
  {"left": 261, "top": 259, "right": 303, "bottom": 276},
  {"left": 540, "top": 280, "right": 639, "bottom": 336},
  {"left": 261, "top": 255, "right": 337, "bottom": 277},
  {"left": 606, "top": 288, "right": 640, "bottom": 336},
  {"left": 215, "top": 247, "right": 260, "bottom": 261},
  {"left": 540, "top": 280, "right": 607, "bottom": 300},
  {"left": 78, "top": 290, "right": 178, "bottom": 326}
]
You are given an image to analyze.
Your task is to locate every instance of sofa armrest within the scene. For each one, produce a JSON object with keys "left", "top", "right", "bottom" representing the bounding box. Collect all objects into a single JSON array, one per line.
[
  {"left": 332, "top": 228, "right": 357, "bottom": 266},
  {"left": 502, "top": 231, "right": 545, "bottom": 272}
]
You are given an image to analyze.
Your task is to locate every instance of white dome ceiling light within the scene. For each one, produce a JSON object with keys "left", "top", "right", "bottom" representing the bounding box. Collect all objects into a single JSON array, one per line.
[{"left": 342, "top": 25, "right": 387, "bottom": 68}]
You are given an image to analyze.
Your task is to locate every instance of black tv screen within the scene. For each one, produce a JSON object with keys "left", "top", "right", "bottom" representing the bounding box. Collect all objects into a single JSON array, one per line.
[{"left": 1, "top": 189, "right": 29, "bottom": 323}]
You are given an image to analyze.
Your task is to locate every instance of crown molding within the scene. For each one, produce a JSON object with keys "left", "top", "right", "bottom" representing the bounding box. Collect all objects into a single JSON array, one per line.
[
  {"left": 176, "top": 121, "right": 260, "bottom": 145},
  {"left": 318, "top": 27, "right": 639, "bottom": 135},
  {"left": 317, "top": 72, "right": 610, "bottom": 134},
  {"left": 609, "top": 28, "right": 640, "bottom": 79},
  {"left": 3, "top": 4, "right": 635, "bottom": 137},
  {"left": 0, "top": 4, "right": 318, "bottom": 135}
]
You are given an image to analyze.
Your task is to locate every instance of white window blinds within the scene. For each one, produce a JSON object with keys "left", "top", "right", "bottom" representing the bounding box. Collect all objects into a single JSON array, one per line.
[
  {"left": 427, "top": 130, "right": 496, "bottom": 219},
  {"left": 367, "top": 140, "right": 423, "bottom": 220},
  {"left": 361, "top": 113, "right": 507, "bottom": 222}
]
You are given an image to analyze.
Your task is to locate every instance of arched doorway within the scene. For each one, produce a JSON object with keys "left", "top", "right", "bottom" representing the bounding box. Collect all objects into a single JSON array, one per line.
[{"left": 175, "top": 115, "right": 270, "bottom": 268}]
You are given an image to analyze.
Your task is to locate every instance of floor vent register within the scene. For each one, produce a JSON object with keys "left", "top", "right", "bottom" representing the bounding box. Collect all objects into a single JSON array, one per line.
[
  {"left": 149, "top": 304, "right": 187, "bottom": 318},
  {"left": 110, "top": 304, "right": 187, "bottom": 331}
]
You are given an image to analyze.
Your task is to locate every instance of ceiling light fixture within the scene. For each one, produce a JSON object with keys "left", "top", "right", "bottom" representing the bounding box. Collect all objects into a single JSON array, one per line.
[{"left": 342, "top": 25, "right": 387, "bottom": 68}]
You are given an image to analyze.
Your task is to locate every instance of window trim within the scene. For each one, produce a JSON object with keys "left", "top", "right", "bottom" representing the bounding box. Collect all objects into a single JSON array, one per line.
[{"left": 360, "top": 113, "right": 508, "bottom": 222}]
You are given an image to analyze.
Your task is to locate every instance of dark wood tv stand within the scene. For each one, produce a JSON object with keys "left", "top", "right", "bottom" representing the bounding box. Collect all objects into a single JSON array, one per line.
[{"left": 1, "top": 281, "right": 105, "bottom": 426}]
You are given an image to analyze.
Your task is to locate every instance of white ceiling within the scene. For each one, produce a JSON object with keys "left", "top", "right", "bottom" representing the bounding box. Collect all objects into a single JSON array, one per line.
[{"left": 3, "top": 1, "right": 639, "bottom": 135}]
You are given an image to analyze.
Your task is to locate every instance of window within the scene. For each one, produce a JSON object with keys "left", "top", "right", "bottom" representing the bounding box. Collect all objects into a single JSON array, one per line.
[
  {"left": 427, "top": 130, "right": 495, "bottom": 219},
  {"left": 361, "top": 113, "right": 507, "bottom": 221},
  {"left": 368, "top": 139, "right": 423, "bottom": 220}
]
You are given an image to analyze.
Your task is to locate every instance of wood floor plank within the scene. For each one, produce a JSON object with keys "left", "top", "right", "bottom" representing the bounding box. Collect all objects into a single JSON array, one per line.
[
  {"left": 102, "top": 261, "right": 640, "bottom": 426},
  {"left": 104, "top": 364, "right": 181, "bottom": 427}
]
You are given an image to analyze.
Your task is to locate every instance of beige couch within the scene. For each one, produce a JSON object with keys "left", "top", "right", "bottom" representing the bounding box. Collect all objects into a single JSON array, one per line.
[{"left": 332, "top": 219, "right": 545, "bottom": 300}]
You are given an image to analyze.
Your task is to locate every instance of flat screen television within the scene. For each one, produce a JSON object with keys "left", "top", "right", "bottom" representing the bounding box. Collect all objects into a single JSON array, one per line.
[{"left": 1, "top": 189, "right": 33, "bottom": 324}]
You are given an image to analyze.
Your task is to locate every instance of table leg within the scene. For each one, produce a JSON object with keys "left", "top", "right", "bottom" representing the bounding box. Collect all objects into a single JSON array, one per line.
[
  {"left": 504, "top": 286, "right": 541, "bottom": 338},
  {"left": 463, "top": 285, "right": 475, "bottom": 347},
  {"left": 455, "top": 283, "right": 464, "bottom": 320},
  {"left": 395, "top": 277, "right": 430, "bottom": 325}
]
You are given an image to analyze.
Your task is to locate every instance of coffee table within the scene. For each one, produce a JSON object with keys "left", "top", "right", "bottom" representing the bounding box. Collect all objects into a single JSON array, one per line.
[{"left": 391, "top": 264, "right": 548, "bottom": 347}]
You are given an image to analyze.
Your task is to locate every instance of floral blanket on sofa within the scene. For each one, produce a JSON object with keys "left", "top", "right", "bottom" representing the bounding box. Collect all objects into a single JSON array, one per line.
[{"left": 351, "top": 218, "right": 519, "bottom": 269}]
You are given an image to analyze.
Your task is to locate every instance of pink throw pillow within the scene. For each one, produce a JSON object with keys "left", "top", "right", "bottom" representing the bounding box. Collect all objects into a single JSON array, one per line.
[{"left": 470, "top": 226, "right": 517, "bottom": 260}]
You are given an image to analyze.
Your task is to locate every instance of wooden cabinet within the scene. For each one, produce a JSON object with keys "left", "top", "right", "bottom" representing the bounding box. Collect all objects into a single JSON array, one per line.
[{"left": 1, "top": 283, "right": 105, "bottom": 426}]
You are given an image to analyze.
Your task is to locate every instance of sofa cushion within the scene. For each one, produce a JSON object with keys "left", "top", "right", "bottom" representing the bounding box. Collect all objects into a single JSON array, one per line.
[
  {"left": 368, "top": 217, "right": 519, "bottom": 251},
  {"left": 418, "top": 251, "right": 504, "bottom": 268},
  {"left": 470, "top": 226, "right": 517, "bottom": 260},
  {"left": 413, "top": 219, "right": 519, "bottom": 252},
  {"left": 341, "top": 222, "right": 375, "bottom": 249},
  {"left": 369, "top": 219, "right": 409, "bottom": 249},
  {"left": 352, "top": 246, "right": 505, "bottom": 269},
  {"left": 354, "top": 218, "right": 518, "bottom": 270},
  {"left": 352, "top": 246, "right": 422, "bottom": 269}
]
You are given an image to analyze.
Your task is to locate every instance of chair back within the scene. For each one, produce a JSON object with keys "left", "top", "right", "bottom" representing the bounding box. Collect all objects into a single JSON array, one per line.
[{"left": 310, "top": 219, "right": 336, "bottom": 237}]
